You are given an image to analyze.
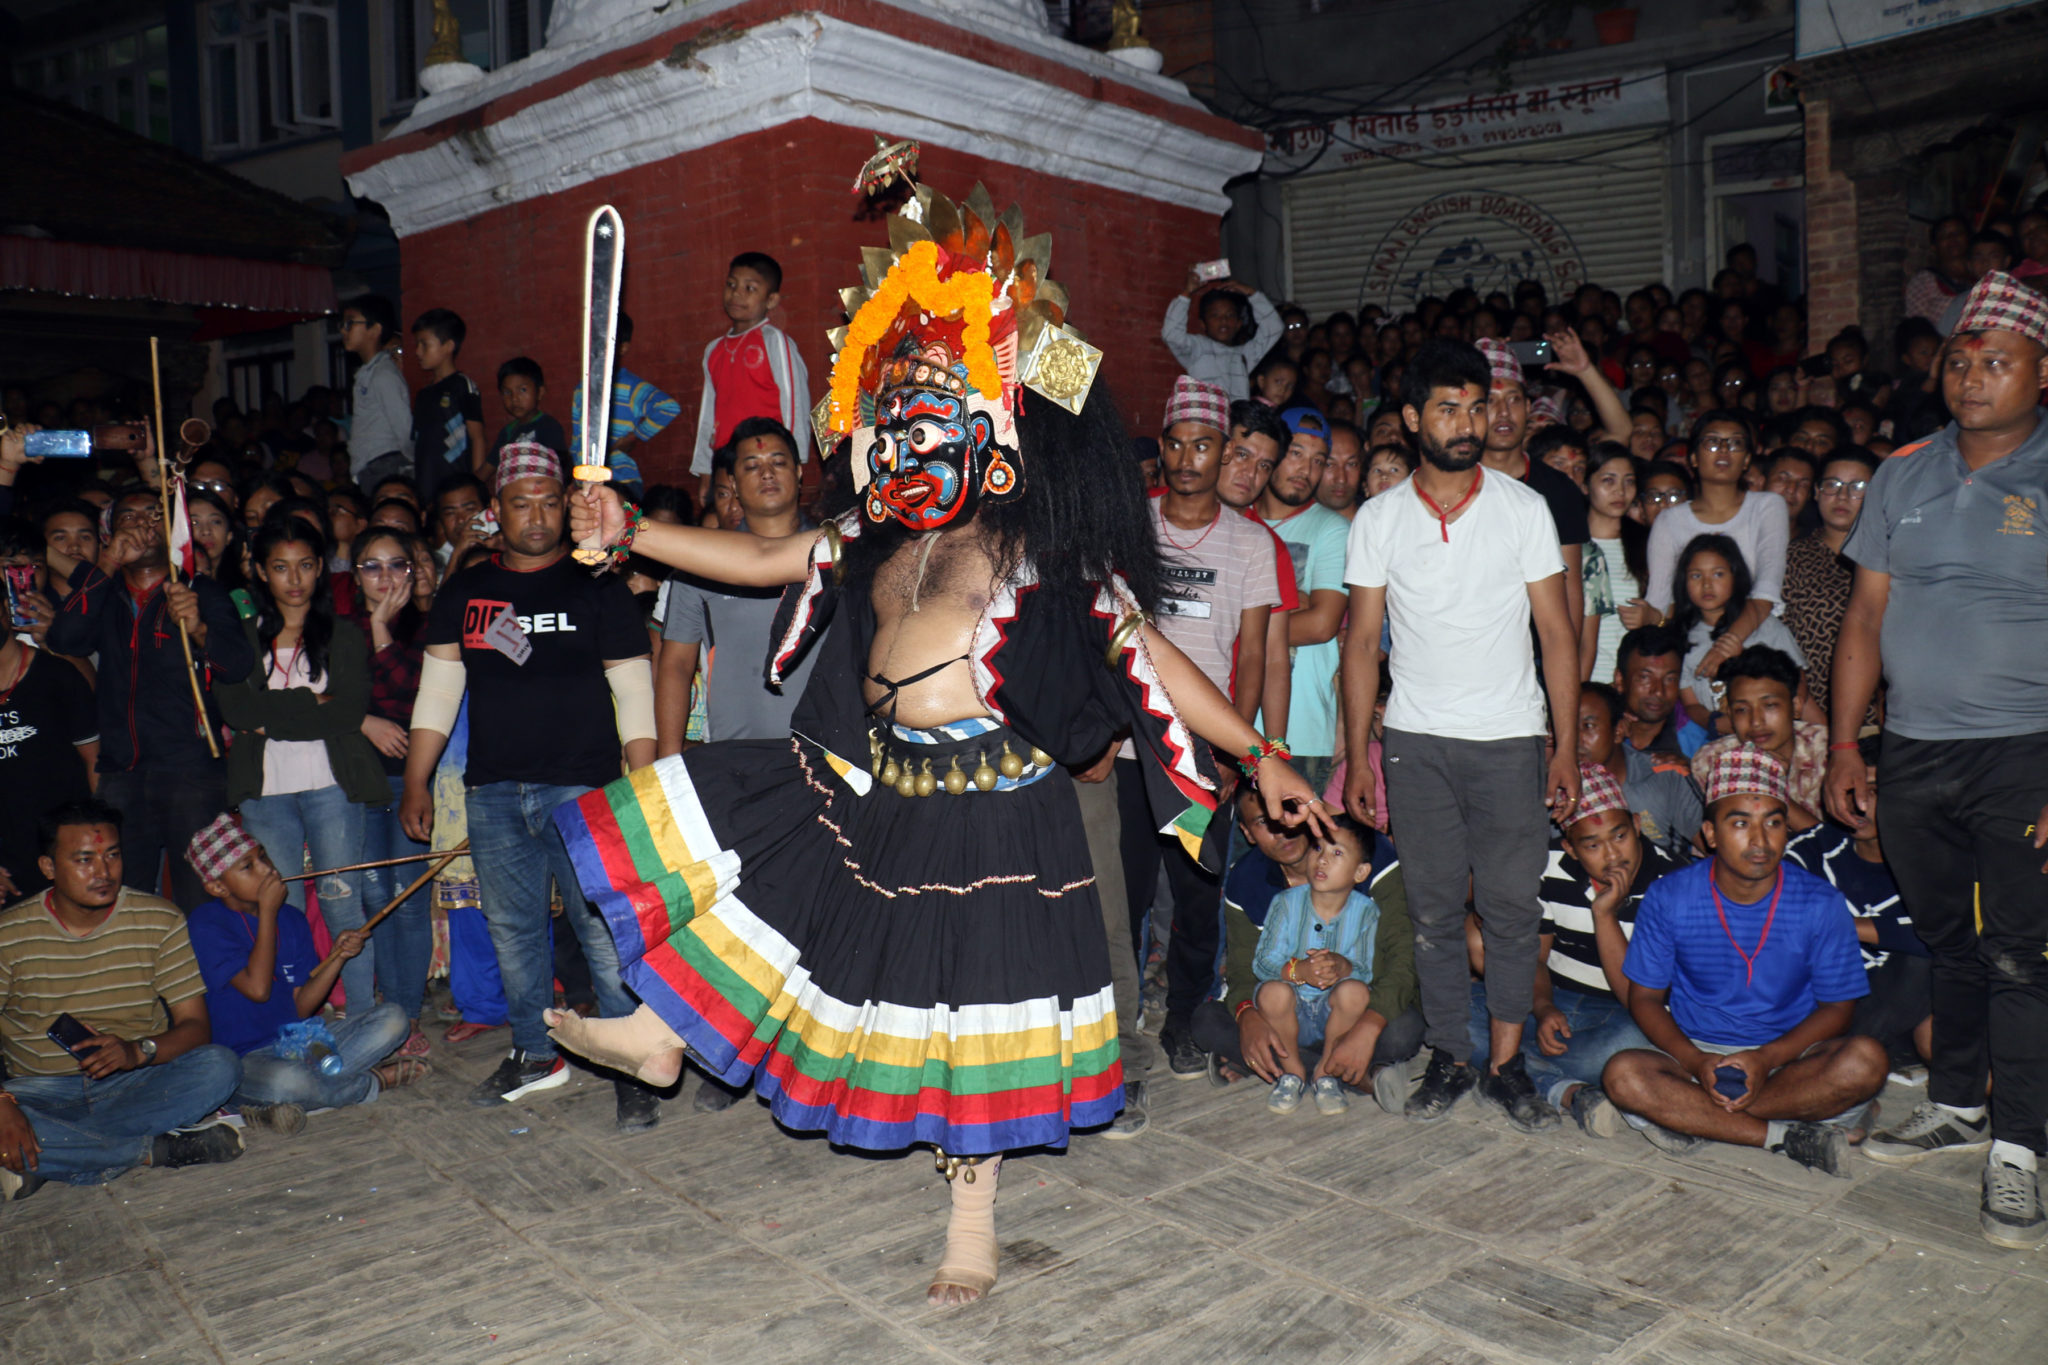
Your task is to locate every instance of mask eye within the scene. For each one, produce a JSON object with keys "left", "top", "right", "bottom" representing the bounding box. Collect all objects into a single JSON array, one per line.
[{"left": 908, "top": 420, "right": 948, "bottom": 455}]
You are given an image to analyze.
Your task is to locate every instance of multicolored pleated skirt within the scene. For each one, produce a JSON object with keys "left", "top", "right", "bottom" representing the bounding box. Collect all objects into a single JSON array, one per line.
[{"left": 553, "top": 719, "right": 1123, "bottom": 1156}]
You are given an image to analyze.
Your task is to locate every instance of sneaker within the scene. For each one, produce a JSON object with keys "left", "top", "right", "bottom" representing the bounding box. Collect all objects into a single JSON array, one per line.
[
  {"left": 692, "top": 1078, "right": 742, "bottom": 1113},
  {"left": 1104, "top": 1080, "right": 1149, "bottom": 1140},
  {"left": 1311, "top": 1076, "right": 1350, "bottom": 1116},
  {"left": 1476, "top": 1054, "right": 1561, "bottom": 1132},
  {"left": 1403, "top": 1048, "right": 1475, "bottom": 1122},
  {"left": 1777, "top": 1121, "right": 1850, "bottom": 1178},
  {"left": 1863, "top": 1101, "right": 1991, "bottom": 1165},
  {"left": 469, "top": 1049, "right": 569, "bottom": 1107},
  {"left": 1267, "top": 1074, "right": 1306, "bottom": 1114},
  {"left": 1370, "top": 1060, "right": 1409, "bottom": 1115},
  {"left": 240, "top": 1102, "right": 308, "bottom": 1138},
  {"left": 1981, "top": 1155, "right": 2048, "bottom": 1249},
  {"left": 1640, "top": 1121, "right": 1706, "bottom": 1155},
  {"left": 615, "top": 1080, "right": 661, "bottom": 1133},
  {"left": 1886, "top": 1060, "right": 1929, "bottom": 1088},
  {"left": 0, "top": 1167, "right": 45, "bottom": 1202},
  {"left": 153, "top": 1123, "right": 245, "bottom": 1169},
  {"left": 1565, "top": 1084, "right": 1621, "bottom": 1139},
  {"left": 1161, "top": 1028, "right": 1207, "bottom": 1081}
]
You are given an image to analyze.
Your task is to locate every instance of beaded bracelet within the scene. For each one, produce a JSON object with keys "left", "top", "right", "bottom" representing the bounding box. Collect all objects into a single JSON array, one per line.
[
  {"left": 1235, "top": 735, "right": 1292, "bottom": 778},
  {"left": 597, "top": 499, "right": 646, "bottom": 573}
]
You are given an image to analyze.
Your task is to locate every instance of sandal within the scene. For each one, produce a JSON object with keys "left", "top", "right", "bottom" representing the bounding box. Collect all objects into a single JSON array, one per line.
[
  {"left": 398, "top": 1026, "right": 431, "bottom": 1059},
  {"left": 371, "top": 1056, "right": 432, "bottom": 1089},
  {"left": 443, "top": 1020, "right": 502, "bottom": 1044}
]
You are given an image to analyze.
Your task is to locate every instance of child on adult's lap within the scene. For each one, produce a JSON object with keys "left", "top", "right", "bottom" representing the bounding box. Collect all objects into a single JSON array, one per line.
[{"left": 1253, "top": 814, "right": 1380, "bottom": 1116}]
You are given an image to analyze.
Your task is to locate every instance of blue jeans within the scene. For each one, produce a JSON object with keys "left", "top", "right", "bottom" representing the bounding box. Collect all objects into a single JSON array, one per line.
[
  {"left": 364, "top": 774, "right": 433, "bottom": 1023},
  {"left": 1467, "top": 981, "right": 1651, "bottom": 1104},
  {"left": 466, "top": 781, "right": 635, "bottom": 1058},
  {"left": 240, "top": 785, "right": 372, "bottom": 1016},
  {"left": 235, "top": 1001, "right": 411, "bottom": 1109},
  {"left": 8, "top": 1046, "right": 240, "bottom": 1184},
  {"left": 1523, "top": 985, "right": 1652, "bottom": 1107}
]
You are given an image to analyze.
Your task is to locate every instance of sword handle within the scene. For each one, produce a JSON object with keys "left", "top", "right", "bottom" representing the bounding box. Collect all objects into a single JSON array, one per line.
[{"left": 571, "top": 465, "right": 610, "bottom": 566}]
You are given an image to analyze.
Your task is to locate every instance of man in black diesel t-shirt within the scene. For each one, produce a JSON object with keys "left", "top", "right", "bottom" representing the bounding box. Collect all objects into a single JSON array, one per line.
[
  {"left": 0, "top": 613, "right": 97, "bottom": 900},
  {"left": 399, "top": 442, "right": 662, "bottom": 1131}
]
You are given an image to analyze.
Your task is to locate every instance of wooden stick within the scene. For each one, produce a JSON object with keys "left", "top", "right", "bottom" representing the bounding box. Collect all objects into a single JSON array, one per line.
[
  {"left": 281, "top": 849, "right": 452, "bottom": 883},
  {"left": 315, "top": 841, "right": 468, "bottom": 970},
  {"left": 151, "top": 337, "right": 220, "bottom": 759}
]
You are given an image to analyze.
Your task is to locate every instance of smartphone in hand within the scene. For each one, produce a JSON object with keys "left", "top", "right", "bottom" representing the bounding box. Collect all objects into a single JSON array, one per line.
[
  {"left": 46, "top": 1012, "right": 95, "bottom": 1056},
  {"left": 1509, "top": 339, "right": 1554, "bottom": 369}
]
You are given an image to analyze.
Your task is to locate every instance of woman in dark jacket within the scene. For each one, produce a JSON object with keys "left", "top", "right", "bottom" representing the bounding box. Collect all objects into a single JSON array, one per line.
[{"left": 218, "top": 520, "right": 387, "bottom": 1018}]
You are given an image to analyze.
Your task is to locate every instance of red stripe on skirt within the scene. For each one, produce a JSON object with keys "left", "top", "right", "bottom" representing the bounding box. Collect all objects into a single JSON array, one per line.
[{"left": 760, "top": 1047, "right": 1123, "bottom": 1125}]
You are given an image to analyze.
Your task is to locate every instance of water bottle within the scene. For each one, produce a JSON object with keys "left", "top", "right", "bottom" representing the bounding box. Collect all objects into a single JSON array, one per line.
[{"left": 305, "top": 1042, "right": 345, "bottom": 1077}]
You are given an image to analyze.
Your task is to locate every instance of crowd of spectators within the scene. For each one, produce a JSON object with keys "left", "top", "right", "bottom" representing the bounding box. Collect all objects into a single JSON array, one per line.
[{"left": 1, "top": 217, "right": 2044, "bottom": 1254}]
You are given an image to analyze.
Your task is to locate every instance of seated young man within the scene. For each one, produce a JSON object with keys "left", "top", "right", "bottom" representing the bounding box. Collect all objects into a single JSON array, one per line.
[
  {"left": 1602, "top": 748, "right": 1887, "bottom": 1176},
  {"left": 1690, "top": 646, "right": 1825, "bottom": 828},
  {"left": 1193, "top": 782, "right": 1423, "bottom": 1113},
  {"left": 0, "top": 801, "right": 243, "bottom": 1201},
  {"left": 1530, "top": 763, "right": 1681, "bottom": 1137},
  {"left": 1784, "top": 736, "right": 1933, "bottom": 1093},
  {"left": 184, "top": 815, "right": 426, "bottom": 1135},
  {"left": 1577, "top": 682, "right": 1702, "bottom": 863}
]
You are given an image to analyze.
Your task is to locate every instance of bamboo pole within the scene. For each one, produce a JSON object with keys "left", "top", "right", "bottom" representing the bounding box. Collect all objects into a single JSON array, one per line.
[
  {"left": 150, "top": 337, "right": 220, "bottom": 759},
  {"left": 281, "top": 849, "right": 451, "bottom": 883},
  {"left": 314, "top": 841, "right": 469, "bottom": 971}
]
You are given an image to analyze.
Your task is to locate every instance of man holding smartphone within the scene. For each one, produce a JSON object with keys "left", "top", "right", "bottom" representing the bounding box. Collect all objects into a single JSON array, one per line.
[{"left": 0, "top": 800, "right": 244, "bottom": 1201}]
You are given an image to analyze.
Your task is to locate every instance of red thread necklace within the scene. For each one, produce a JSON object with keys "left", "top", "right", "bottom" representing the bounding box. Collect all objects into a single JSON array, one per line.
[
  {"left": 1708, "top": 865, "right": 1784, "bottom": 989},
  {"left": 1413, "top": 468, "right": 1483, "bottom": 542}
]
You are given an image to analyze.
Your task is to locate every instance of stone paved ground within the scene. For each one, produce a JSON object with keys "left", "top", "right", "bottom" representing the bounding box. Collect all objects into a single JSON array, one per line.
[{"left": 5, "top": 1030, "right": 2046, "bottom": 1365}]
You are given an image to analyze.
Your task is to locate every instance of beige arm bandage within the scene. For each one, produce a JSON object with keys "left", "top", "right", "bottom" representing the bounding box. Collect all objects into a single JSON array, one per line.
[
  {"left": 411, "top": 652, "right": 467, "bottom": 737},
  {"left": 606, "top": 658, "right": 657, "bottom": 745}
]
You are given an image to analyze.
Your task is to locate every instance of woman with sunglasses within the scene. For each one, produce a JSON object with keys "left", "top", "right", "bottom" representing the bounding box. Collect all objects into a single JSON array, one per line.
[
  {"left": 1781, "top": 448, "right": 1881, "bottom": 725},
  {"left": 348, "top": 526, "right": 436, "bottom": 1057}
]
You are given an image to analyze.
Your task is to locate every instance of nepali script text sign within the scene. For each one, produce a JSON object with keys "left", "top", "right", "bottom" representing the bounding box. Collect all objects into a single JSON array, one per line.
[
  {"left": 1264, "top": 70, "right": 1667, "bottom": 176},
  {"left": 1795, "top": 0, "right": 2033, "bottom": 59}
]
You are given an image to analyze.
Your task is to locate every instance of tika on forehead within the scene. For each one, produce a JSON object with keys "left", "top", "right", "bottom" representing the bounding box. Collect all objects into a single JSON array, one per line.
[{"left": 816, "top": 168, "right": 1104, "bottom": 533}]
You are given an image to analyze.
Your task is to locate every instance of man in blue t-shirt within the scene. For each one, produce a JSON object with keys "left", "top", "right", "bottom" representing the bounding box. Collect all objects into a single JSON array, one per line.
[
  {"left": 183, "top": 815, "right": 417, "bottom": 1134},
  {"left": 1603, "top": 746, "right": 1886, "bottom": 1177}
]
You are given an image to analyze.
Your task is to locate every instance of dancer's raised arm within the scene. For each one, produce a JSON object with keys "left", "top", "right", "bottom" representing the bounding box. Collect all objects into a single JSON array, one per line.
[{"left": 572, "top": 482, "right": 817, "bottom": 587}]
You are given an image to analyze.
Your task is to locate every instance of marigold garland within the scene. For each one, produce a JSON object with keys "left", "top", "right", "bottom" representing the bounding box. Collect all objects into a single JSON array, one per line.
[{"left": 827, "top": 240, "right": 1003, "bottom": 436}]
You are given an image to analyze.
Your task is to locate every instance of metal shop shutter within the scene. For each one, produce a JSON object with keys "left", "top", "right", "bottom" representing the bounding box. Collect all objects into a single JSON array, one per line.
[{"left": 1282, "top": 128, "right": 1670, "bottom": 319}]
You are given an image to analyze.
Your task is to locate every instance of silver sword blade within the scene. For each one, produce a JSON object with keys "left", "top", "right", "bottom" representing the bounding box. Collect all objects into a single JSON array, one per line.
[{"left": 580, "top": 205, "right": 626, "bottom": 471}]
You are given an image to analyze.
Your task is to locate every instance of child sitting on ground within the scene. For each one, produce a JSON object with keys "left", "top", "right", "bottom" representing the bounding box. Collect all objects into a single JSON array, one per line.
[
  {"left": 1252, "top": 813, "right": 1381, "bottom": 1116},
  {"left": 183, "top": 815, "right": 427, "bottom": 1136}
]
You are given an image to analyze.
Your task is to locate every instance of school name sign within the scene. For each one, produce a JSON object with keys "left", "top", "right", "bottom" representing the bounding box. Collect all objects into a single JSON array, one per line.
[{"left": 1264, "top": 69, "right": 1668, "bottom": 176}]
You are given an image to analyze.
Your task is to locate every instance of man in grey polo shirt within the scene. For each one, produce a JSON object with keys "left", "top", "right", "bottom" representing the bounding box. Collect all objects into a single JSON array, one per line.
[
  {"left": 1826, "top": 271, "right": 2048, "bottom": 1249},
  {"left": 653, "top": 418, "right": 816, "bottom": 1111}
]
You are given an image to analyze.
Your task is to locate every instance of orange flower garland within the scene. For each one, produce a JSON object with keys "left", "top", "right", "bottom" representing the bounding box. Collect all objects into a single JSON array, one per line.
[{"left": 827, "top": 240, "right": 1002, "bottom": 436}]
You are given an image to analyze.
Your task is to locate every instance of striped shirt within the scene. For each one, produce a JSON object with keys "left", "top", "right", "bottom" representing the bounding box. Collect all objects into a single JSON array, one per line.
[
  {"left": 1538, "top": 842, "right": 1679, "bottom": 999},
  {"left": 0, "top": 889, "right": 205, "bottom": 1077}
]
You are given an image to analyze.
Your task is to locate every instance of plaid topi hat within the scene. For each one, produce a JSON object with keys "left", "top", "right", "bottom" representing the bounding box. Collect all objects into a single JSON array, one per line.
[
  {"left": 496, "top": 439, "right": 563, "bottom": 493},
  {"left": 1702, "top": 743, "right": 1789, "bottom": 808},
  {"left": 1476, "top": 336, "right": 1524, "bottom": 389},
  {"left": 1162, "top": 376, "right": 1229, "bottom": 434},
  {"left": 1951, "top": 270, "right": 2048, "bottom": 348},
  {"left": 1572, "top": 761, "right": 1630, "bottom": 825},
  {"left": 185, "top": 813, "right": 261, "bottom": 884}
]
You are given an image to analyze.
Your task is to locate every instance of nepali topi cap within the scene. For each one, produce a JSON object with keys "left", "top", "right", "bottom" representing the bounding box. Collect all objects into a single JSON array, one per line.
[
  {"left": 1163, "top": 376, "right": 1229, "bottom": 434},
  {"left": 1702, "top": 743, "right": 1789, "bottom": 808},
  {"left": 1572, "top": 762, "right": 1630, "bottom": 825},
  {"left": 185, "top": 813, "right": 261, "bottom": 884},
  {"left": 1476, "top": 336, "right": 1525, "bottom": 389},
  {"left": 496, "top": 439, "right": 563, "bottom": 493},
  {"left": 1951, "top": 270, "right": 2048, "bottom": 348}
]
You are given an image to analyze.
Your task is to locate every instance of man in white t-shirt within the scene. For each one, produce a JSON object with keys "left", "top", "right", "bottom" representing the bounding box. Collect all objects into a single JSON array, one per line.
[
  {"left": 1117, "top": 378, "right": 1283, "bottom": 1081},
  {"left": 1341, "top": 339, "right": 1584, "bottom": 1133},
  {"left": 1258, "top": 406, "right": 1351, "bottom": 792}
]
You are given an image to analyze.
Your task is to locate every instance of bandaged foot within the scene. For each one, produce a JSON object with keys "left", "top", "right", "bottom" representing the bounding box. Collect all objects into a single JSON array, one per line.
[
  {"left": 928, "top": 1153, "right": 1002, "bottom": 1306},
  {"left": 542, "top": 1004, "right": 685, "bottom": 1088}
]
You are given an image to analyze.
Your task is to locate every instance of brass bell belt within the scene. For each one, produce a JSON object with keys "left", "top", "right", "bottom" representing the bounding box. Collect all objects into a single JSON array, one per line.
[{"left": 867, "top": 722, "right": 1055, "bottom": 797}]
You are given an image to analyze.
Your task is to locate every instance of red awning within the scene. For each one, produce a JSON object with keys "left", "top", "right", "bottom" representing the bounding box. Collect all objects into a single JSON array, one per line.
[{"left": 0, "top": 236, "right": 336, "bottom": 312}]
